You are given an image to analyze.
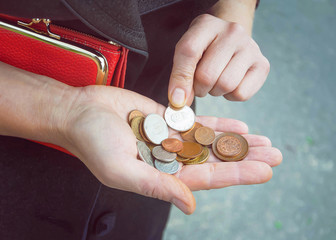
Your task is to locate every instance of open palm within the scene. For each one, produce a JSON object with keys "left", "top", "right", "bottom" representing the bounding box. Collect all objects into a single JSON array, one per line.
[{"left": 64, "top": 86, "right": 282, "bottom": 215}]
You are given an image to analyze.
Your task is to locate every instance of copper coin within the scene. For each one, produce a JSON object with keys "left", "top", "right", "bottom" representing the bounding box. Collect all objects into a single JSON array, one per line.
[
  {"left": 128, "top": 110, "right": 145, "bottom": 124},
  {"left": 162, "top": 138, "right": 183, "bottom": 152},
  {"left": 139, "top": 118, "right": 151, "bottom": 143},
  {"left": 130, "top": 116, "right": 145, "bottom": 141},
  {"left": 217, "top": 135, "right": 241, "bottom": 157},
  {"left": 212, "top": 133, "right": 248, "bottom": 162},
  {"left": 184, "top": 147, "right": 210, "bottom": 165},
  {"left": 177, "top": 141, "right": 203, "bottom": 159},
  {"left": 194, "top": 126, "right": 215, "bottom": 145},
  {"left": 180, "top": 122, "right": 203, "bottom": 142}
]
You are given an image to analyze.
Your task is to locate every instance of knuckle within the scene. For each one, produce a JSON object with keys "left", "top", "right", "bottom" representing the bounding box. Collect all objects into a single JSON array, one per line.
[
  {"left": 261, "top": 56, "right": 271, "bottom": 74},
  {"left": 170, "top": 68, "right": 193, "bottom": 86},
  {"left": 175, "top": 38, "right": 200, "bottom": 59},
  {"left": 194, "top": 87, "right": 208, "bottom": 98},
  {"left": 192, "top": 13, "right": 215, "bottom": 24},
  {"left": 218, "top": 74, "right": 237, "bottom": 93},
  {"left": 138, "top": 172, "right": 164, "bottom": 200},
  {"left": 193, "top": 80, "right": 209, "bottom": 97},
  {"left": 230, "top": 88, "right": 250, "bottom": 102},
  {"left": 263, "top": 136, "right": 272, "bottom": 147},
  {"left": 216, "top": 83, "right": 234, "bottom": 96},
  {"left": 227, "top": 22, "right": 245, "bottom": 35},
  {"left": 208, "top": 88, "right": 220, "bottom": 96},
  {"left": 138, "top": 175, "right": 154, "bottom": 197},
  {"left": 247, "top": 38, "right": 260, "bottom": 50}
]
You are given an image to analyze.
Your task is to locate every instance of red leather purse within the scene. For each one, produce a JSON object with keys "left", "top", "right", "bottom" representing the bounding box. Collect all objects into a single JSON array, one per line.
[{"left": 0, "top": 14, "right": 129, "bottom": 155}]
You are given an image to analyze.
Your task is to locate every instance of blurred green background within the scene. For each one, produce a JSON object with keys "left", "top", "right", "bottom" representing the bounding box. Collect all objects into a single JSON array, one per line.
[{"left": 164, "top": 0, "right": 336, "bottom": 239}]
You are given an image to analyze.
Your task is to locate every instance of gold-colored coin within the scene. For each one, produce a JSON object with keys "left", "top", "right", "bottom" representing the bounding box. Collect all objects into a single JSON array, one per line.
[
  {"left": 145, "top": 142, "right": 156, "bottom": 151},
  {"left": 180, "top": 122, "right": 203, "bottom": 142},
  {"left": 128, "top": 110, "right": 145, "bottom": 125},
  {"left": 177, "top": 141, "right": 203, "bottom": 159},
  {"left": 130, "top": 116, "right": 145, "bottom": 141},
  {"left": 176, "top": 155, "right": 191, "bottom": 163},
  {"left": 184, "top": 147, "right": 210, "bottom": 165},
  {"left": 139, "top": 118, "right": 151, "bottom": 143},
  {"left": 194, "top": 126, "right": 215, "bottom": 145}
]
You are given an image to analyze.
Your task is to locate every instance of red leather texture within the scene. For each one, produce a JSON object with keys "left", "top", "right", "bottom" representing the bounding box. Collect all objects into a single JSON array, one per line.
[
  {"left": 0, "top": 28, "right": 100, "bottom": 86},
  {"left": 0, "top": 14, "right": 128, "bottom": 156}
]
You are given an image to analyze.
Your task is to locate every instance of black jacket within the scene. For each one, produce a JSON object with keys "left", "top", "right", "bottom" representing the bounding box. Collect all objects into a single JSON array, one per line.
[{"left": 0, "top": 1, "right": 217, "bottom": 239}]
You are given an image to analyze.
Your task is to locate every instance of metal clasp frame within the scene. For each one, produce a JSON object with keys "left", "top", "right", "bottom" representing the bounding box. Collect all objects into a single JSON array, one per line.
[{"left": 17, "top": 18, "right": 60, "bottom": 40}]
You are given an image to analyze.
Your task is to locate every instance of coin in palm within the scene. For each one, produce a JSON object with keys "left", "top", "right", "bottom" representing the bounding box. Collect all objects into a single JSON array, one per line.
[{"left": 164, "top": 105, "right": 195, "bottom": 132}]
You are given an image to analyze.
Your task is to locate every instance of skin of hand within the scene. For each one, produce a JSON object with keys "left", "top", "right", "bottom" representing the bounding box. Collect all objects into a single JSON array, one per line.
[
  {"left": 168, "top": 7, "right": 270, "bottom": 107},
  {"left": 59, "top": 86, "right": 282, "bottom": 215},
  {"left": 0, "top": 65, "right": 281, "bottom": 216}
]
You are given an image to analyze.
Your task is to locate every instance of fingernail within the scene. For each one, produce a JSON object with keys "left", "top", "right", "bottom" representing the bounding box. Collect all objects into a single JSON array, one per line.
[{"left": 171, "top": 88, "right": 186, "bottom": 107}]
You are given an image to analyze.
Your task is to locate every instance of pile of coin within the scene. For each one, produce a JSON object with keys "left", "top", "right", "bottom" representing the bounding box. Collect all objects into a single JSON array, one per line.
[{"left": 129, "top": 105, "right": 249, "bottom": 175}]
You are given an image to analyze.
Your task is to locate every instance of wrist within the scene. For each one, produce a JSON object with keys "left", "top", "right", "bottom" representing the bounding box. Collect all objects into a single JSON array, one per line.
[
  {"left": 208, "top": 0, "right": 256, "bottom": 35},
  {"left": 0, "top": 62, "right": 81, "bottom": 148},
  {"left": 41, "top": 80, "right": 82, "bottom": 149}
]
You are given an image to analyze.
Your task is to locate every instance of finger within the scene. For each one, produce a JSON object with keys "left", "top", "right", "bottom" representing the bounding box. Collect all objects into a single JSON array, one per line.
[
  {"left": 196, "top": 116, "right": 249, "bottom": 134},
  {"left": 168, "top": 15, "right": 223, "bottom": 108},
  {"left": 212, "top": 132, "right": 272, "bottom": 147},
  {"left": 206, "top": 144, "right": 281, "bottom": 167},
  {"left": 208, "top": 50, "right": 254, "bottom": 96},
  {"left": 193, "top": 34, "right": 236, "bottom": 97},
  {"left": 243, "top": 147, "right": 282, "bottom": 167},
  {"left": 176, "top": 161, "right": 272, "bottom": 191},
  {"left": 241, "top": 134, "right": 272, "bottom": 147},
  {"left": 224, "top": 57, "right": 270, "bottom": 101},
  {"left": 100, "top": 156, "right": 196, "bottom": 215},
  {"left": 185, "top": 90, "right": 195, "bottom": 107}
]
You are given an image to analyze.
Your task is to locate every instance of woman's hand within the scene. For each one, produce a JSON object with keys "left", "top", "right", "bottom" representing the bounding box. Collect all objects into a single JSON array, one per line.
[
  {"left": 62, "top": 86, "right": 281, "bottom": 215},
  {"left": 168, "top": 14, "right": 270, "bottom": 108},
  {"left": 0, "top": 62, "right": 280, "bottom": 216}
]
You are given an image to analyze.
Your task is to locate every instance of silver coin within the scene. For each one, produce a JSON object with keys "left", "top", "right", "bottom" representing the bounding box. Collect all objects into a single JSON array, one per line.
[
  {"left": 154, "top": 159, "right": 180, "bottom": 174},
  {"left": 143, "top": 114, "right": 169, "bottom": 144},
  {"left": 164, "top": 105, "right": 195, "bottom": 132},
  {"left": 152, "top": 146, "right": 177, "bottom": 162},
  {"left": 137, "top": 141, "right": 154, "bottom": 167}
]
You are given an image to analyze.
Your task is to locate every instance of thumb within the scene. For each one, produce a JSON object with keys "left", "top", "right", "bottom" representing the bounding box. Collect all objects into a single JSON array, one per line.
[
  {"left": 119, "top": 159, "right": 196, "bottom": 214},
  {"left": 168, "top": 42, "right": 198, "bottom": 108}
]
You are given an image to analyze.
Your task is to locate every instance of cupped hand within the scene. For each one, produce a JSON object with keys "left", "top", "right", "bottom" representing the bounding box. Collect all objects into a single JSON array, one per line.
[
  {"left": 168, "top": 14, "right": 270, "bottom": 108},
  {"left": 61, "top": 86, "right": 281, "bottom": 215}
]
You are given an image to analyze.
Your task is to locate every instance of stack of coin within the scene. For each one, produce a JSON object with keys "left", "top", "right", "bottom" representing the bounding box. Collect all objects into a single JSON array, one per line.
[
  {"left": 175, "top": 142, "right": 210, "bottom": 165},
  {"left": 152, "top": 146, "right": 180, "bottom": 174},
  {"left": 129, "top": 109, "right": 182, "bottom": 174},
  {"left": 129, "top": 105, "right": 249, "bottom": 174}
]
